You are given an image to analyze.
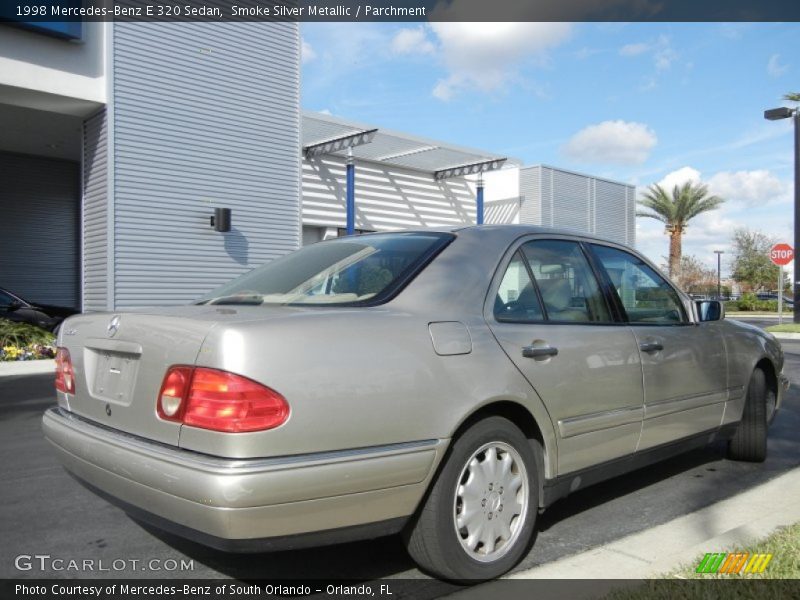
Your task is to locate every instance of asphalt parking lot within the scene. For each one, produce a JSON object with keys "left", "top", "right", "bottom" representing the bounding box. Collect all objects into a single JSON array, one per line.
[{"left": 1, "top": 329, "right": 798, "bottom": 597}]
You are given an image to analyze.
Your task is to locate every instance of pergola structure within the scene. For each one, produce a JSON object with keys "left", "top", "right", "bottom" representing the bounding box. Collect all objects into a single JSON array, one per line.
[{"left": 302, "top": 112, "right": 517, "bottom": 234}]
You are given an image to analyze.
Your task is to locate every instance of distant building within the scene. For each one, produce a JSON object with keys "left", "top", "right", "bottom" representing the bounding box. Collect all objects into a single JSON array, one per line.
[{"left": 0, "top": 22, "right": 635, "bottom": 311}]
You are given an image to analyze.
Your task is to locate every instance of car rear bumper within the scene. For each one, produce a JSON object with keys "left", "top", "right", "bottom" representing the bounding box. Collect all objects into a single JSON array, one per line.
[{"left": 42, "top": 407, "right": 445, "bottom": 550}]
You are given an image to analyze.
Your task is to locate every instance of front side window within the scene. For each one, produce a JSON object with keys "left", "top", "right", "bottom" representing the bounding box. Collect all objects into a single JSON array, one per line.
[
  {"left": 197, "top": 232, "right": 453, "bottom": 306},
  {"left": 589, "top": 244, "right": 686, "bottom": 324},
  {"left": 520, "top": 240, "right": 611, "bottom": 323}
]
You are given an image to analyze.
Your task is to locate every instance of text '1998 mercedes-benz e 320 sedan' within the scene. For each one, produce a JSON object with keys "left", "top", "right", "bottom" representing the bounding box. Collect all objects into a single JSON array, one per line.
[{"left": 43, "top": 226, "right": 788, "bottom": 581}]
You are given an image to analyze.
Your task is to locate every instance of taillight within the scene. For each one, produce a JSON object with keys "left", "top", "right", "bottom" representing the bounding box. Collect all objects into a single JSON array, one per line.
[
  {"left": 156, "top": 367, "right": 289, "bottom": 433},
  {"left": 156, "top": 366, "right": 193, "bottom": 421},
  {"left": 55, "top": 347, "right": 75, "bottom": 394}
]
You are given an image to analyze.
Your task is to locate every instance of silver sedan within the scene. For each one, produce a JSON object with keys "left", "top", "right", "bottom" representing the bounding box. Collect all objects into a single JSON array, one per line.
[{"left": 43, "top": 226, "right": 788, "bottom": 581}]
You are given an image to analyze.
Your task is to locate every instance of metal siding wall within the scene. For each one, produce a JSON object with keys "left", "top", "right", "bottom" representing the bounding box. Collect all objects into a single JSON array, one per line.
[
  {"left": 626, "top": 185, "right": 636, "bottom": 246},
  {"left": 518, "top": 166, "right": 541, "bottom": 225},
  {"left": 550, "top": 169, "right": 591, "bottom": 232},
  {"left": 520, "top": 165, "right": 635, "bottom": 247},
  {"left": 112, "top": 23, "right": 300, "bottom": 308},
  {"left": 0, "top": 152, "right": 80, "bottom": 308},
  {"left": 82, "top": 109, "right": 108, "bottom": 312},
  {"left": 594, "top": 179, "right": 631, "bottom": 245},
  {"left": 484, "top": 197, "right": 521, "bottom": 225},
  {"left": 302, "top": 156, "right": 476, "bottom": 229},
  {"left": 540, "top": 167, "right": 553, "bottom": 227}
]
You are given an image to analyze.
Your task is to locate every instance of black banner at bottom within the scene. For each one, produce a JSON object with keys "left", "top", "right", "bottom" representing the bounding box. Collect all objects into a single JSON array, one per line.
[{"left": 3, "top": 579, "right": 800, "bottom": 600}]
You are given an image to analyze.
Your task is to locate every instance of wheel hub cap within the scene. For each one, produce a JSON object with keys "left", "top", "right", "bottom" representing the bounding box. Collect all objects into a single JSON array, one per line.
[{"left": 453, "top": 441, "right": 529, "bottom": 562}]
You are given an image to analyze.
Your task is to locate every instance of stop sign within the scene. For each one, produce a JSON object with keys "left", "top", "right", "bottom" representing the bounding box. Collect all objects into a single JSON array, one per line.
[{"left": 770, "top": 243, "right": 794, "bottom": 266}]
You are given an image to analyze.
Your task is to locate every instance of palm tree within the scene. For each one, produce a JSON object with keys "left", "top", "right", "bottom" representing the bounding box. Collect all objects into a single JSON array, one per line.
[
  {"left": 637, "top": 182, "right": 724, "bottom": 280},
  {"left": 784, "top": 92, "right": 800, "bottom": 102}
]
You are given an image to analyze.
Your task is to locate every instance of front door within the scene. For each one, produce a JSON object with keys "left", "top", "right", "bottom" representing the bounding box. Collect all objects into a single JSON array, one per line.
[
  {"left": 587, "top": 244, "right": 728, "bottom": 450},
  {"left": 488, "top": 238, "right": 644, "bottom": 475}
]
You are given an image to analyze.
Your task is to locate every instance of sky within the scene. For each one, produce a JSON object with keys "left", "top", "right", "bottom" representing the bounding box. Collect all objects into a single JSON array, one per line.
[{"left": 300, "top": 22, "right": 798, "bottom": 279}]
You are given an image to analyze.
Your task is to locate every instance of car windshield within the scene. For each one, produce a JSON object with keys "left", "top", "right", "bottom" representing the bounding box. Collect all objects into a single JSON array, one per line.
[{"left": 196, "top": 232, "right": 454, "bottom": 306}]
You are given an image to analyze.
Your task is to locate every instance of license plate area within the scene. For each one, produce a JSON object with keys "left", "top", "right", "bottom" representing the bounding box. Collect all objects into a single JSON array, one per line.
[{"left": 89, "top": 350, "right": 140, "bottom": 406}]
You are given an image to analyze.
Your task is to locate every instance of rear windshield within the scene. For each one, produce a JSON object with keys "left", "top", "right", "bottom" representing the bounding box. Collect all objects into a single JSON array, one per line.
[{"left": 197, "top": 232, "right": 454, "bottom": 306}]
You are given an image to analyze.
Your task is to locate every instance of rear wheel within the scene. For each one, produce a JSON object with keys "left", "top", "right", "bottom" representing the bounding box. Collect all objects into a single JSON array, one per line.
[
  {"left": 404, "top": 416, "right": 539, "bottom": 582},
  {"left": 727, "top": 368, "right": 768, "bottom": 462}
]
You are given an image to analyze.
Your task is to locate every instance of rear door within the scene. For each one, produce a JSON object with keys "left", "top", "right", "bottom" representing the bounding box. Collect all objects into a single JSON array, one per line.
[
  {"left": 487, "top": 237, "right": 644, "bottom": 475},
  {"left": 587, "top": 243, "right": 728, "bottom": 450}
]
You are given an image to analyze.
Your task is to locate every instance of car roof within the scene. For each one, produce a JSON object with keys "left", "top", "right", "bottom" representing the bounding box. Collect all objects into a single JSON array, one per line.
[{"left": 356, "top": 224, "right": 627, "bottom": 247}]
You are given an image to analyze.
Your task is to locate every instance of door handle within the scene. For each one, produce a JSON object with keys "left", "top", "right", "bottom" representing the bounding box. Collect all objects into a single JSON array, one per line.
[
  {"left": 639, "top": 341, "right": 664, "bottom": 353},
  {"left": 522, "top": 345, "right": 559, "bottom": 359}
]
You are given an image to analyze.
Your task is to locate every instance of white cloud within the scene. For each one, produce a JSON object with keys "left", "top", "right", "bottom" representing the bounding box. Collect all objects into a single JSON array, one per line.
[
  {"left": 390, "top": 27, "right": 435, "bottom": 55},
  {"left": 767, "top": 54, "right": 789, "bottom": 78},
  {"left": 301, "top": 38, "right": 316, "bottom": 64},
  {"left": 708, "top": 170, "right": 790, "bottom": 207},
  {"left": 563, "top": 120, "right": 658, "bottom": 165},
  {"left": 426, "top": 22, "right": 573, "bottom": 100},
  {"left": 654, "top": 45, "right": 677, "bottom": 71},
  {"left": 618, "top": 35, "right": 676, "bottom": 71},
  {"left": 656, "top": 166, "right": 701, "bottom": 191},
  {"left": 620, "top": 42, "right": 649, "bottom": 57}
]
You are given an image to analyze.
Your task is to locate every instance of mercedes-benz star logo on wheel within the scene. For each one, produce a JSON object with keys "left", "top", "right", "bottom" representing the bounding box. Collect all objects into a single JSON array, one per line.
[{"left": 107, "top": 315, "right": 121, "bottom": 337}]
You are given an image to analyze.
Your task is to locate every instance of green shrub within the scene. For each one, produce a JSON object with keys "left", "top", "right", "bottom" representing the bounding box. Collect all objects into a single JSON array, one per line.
[
  {"left": 736, "top": 293, "right": 758, "bottom": 311},
  {"left": 0, "top": 319, "right": 55, "bottom": 347},
  {"left": 731, "top": 294, "right": 779, "bottom": 312}
]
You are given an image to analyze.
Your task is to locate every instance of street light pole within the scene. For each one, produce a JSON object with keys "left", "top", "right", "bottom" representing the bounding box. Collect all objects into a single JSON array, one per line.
[
  {"left": 714, "top": 250, "right": 724, "bottom": 299},
  {"left": 794, "top": 110, "right": 799, "bottom": 323},
  {"left": 764, "top": 104, "right": 799, "bottom": 323}
]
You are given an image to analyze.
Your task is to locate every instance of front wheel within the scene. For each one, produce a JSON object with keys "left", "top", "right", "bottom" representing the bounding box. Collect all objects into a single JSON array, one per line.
[{"left": 404, "top": 416, "right": 539, "bottom": 582}]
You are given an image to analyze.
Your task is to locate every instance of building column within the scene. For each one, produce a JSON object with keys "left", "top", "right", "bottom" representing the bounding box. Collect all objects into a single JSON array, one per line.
[
  {"left": 346, "top": 149, "right": 355, "bottom": 235},
  {"left": 476, "top": 172, "right": 485, "bottom": 225}
]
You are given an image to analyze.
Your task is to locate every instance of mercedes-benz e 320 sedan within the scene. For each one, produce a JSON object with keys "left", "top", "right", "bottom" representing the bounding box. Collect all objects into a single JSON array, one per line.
[{"left": 43, "top": 226, "right": 788, "bottom": 581}]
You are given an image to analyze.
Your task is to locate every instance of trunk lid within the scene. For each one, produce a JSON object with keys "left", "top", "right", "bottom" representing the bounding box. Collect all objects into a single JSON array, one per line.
[{"left": 56, "top": 306, "right": 283, "bottom": 445}]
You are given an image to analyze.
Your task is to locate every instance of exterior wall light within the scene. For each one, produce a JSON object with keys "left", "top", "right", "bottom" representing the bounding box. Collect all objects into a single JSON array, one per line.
[{"left": 210, "top": 208, "right": 231, "bottom": 232}]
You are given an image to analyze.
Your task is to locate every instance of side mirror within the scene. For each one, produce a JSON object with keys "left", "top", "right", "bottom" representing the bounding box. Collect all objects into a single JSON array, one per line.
[
  {"left": 696, "top": 300, "right": 724, "bottom": 322},
  {"left": 7, "top": 300, "right": 22, "bottom": 312}
]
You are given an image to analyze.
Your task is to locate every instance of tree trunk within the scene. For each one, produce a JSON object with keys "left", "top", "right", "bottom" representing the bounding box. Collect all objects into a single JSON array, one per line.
[{"left": 668, "top": 229, "right": 682, "bottom": 281}]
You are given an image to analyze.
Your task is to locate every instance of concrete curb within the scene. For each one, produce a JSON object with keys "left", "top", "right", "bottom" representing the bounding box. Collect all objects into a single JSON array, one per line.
[
  {"left": 772, "top": 332, "right": 800, "bottom": 340},
  {"left": 0, "top": 360, "right": 55, "bottom": 377},
  {"left": 502, "top": 467, "right": 800, "bottom": 584}
]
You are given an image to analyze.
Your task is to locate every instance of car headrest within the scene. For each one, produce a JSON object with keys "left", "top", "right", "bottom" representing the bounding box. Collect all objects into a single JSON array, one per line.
[{"left": 537, "top": 278, "right": 571, "bottom": 312}]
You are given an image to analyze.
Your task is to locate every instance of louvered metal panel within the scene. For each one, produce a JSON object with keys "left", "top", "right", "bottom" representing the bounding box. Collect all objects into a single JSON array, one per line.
[
  {"left": 518, "top": 166, "right": 541, "bottom": 225},
  {"left": 595, "top": 179, "right": 631, "bottom": 246},
  {"left": 0, "top": 152, "right": 79, "bottom": 308},
  {"left": 82, "top": 109, "right": 108, "bottom": 312},
  {"left": 302, "top": 156, "right": 476, "bottom": 230},
  {"left": 517, "top": 165, "right": 635, "bottom": 246},
  {"left": 540, "top": 167, "right": 553, "bottom": 227},
  {"left": 112, "top": 22, "right": 300, "bottom": 309},
  {"left": 549, "top": 168, "right": 590, "bottom": 232}
]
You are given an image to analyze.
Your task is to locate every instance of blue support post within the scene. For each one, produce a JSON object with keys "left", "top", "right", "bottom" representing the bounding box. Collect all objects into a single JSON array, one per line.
[
  {"left": 346, "top": 152, "right": 355, "bottom": 235},
  {"left": 476, "top": 174, "right": 484, "bottom": 225}
]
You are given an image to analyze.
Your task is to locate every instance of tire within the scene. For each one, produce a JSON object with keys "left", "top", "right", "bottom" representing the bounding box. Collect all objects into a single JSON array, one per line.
[
  {"left": 727, "top": 368, "right": 768, "bottom": 462},
  {"left": 404, "top": 416, "right": 539, "bottom": 582}
]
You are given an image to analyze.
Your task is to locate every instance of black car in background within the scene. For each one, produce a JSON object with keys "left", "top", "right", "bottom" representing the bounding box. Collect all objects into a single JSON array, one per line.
[
  {"left": 756, "top": 292, "right": 795, "bottom": 308},
  {"left": 0, "top": 287, "right": 79, "bottom": 332}
]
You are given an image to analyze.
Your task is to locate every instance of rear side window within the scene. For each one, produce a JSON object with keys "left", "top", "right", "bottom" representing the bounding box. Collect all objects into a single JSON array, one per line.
[
  {"left": 494, "top": 251, "right": 545, "bottom": 322},
  {"left": 520, "top": 240, "right": 611, "bottom": 323},
  {"left": 589, "top": 244, "right": 686, "bottom": 324},
  {"left": 197, "top": 232, "right": 453, "bottom": 306}
]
